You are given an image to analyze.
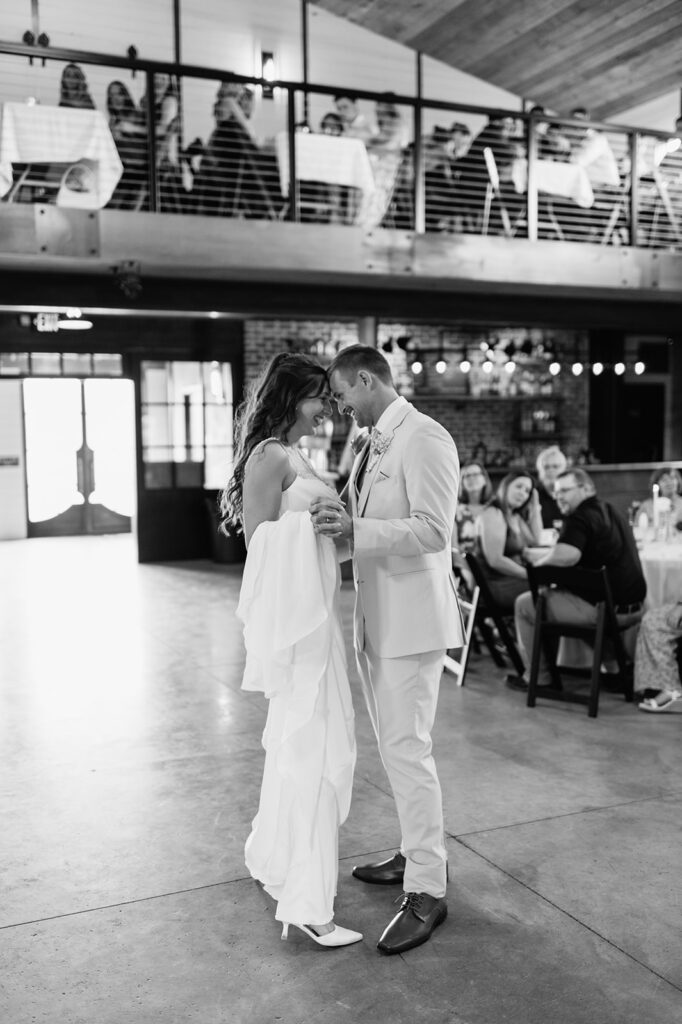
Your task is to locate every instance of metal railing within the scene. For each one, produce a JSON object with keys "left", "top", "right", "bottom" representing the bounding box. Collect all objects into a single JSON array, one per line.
[{"left": 0, "top": 39, "right": 680, "bottom": 249}]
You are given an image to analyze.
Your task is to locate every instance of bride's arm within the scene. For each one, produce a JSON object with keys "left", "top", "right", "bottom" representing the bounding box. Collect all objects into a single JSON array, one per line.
[{"left": 242, "top": 443, "right": 293, "bottom": 547}]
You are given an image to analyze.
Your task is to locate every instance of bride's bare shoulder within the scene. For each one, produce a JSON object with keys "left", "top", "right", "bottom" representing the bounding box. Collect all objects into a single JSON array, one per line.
[{"left": 245, "top": 439, "right": 290, "bottom": 478}]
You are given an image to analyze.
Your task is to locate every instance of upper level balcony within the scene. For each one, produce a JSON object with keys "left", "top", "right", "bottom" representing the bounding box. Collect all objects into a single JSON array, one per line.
[{"left": 0, "top": 42, "right": 681, "bottom": 326}]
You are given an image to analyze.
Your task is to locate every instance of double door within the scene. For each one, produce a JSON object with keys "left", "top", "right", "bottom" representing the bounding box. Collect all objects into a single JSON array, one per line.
[{"left": 23, "top": 378, "right": 135, "bottom": 536}]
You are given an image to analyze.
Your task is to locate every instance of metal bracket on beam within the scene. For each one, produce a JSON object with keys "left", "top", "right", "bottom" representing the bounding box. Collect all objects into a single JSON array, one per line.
[{"left": 34, "top": 205, "right": 100, "bottom": 257}]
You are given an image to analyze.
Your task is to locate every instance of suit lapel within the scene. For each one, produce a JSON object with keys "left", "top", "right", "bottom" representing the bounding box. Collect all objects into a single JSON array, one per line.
[{"left": 357, "top": 404, "right": 412, "bottom": 517}]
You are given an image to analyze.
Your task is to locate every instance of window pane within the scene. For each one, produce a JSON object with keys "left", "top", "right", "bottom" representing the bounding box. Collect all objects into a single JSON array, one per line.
[
  {"left": 205, "top": 405, "right": 232, "bottom": 446},
  {"left": 31, "top": 353, "right": 62, "bottom": 375},
  {"left": 143, "top": 448, "right": 173, "bottom": 489},
  {"left": 205, "top": 446, "right": 232, "bottom": 490},
  {"left": 0, "top": 353, "right": 29, "bottom": 375},
  {"left": 170, "top": 401, "right": 204, "bottom": 461},
  {"left": 142, "top": 404, "right": 171, "bottom": 447},
  {"left": 176, "top": 460, "right": 204, "bottom": 488},
  {"left": 171, "top": 361, "right": 202, "bottom": 403},
  {"left": 62, "top": 352, "right": 93, "bottom": 376},
  {"left": 141, "top": 362, "right": 169, "bottom": 403},
  {"left": 93, "top": 353, "right": 123, "bottom": 376},
  {"left": 203, "top": 362, "right": 233, "bottom": 404}
]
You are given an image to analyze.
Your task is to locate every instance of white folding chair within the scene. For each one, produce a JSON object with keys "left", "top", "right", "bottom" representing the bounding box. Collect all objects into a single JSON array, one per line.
[{"left": 444, "top": 584, "right": 480, "bottom": 686}]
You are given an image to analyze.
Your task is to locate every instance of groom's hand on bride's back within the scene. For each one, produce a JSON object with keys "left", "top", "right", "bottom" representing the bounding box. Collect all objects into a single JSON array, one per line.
[{"left": 310, "top": 497, "right": 352, "bottom": 541}]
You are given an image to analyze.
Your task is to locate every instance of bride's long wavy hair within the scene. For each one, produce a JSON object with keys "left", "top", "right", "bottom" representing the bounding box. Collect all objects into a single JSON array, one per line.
[{"left": 220, "top": 352, "right": 328, "bottom": 534}]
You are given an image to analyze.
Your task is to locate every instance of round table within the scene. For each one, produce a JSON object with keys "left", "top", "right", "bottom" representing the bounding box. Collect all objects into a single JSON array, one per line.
[{"left": 639, "top": 541, "right": 682, "bottom": 608}]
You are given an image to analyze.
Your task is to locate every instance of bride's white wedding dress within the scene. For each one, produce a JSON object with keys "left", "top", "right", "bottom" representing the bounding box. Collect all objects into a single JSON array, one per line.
[{"left": 237, "top": 464, "right": 356, "bottom": 926}]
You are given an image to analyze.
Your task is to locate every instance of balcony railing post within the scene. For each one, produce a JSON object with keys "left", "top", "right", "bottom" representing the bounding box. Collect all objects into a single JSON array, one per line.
[
  {"left": 526, "top": 116, "right": 538, "bottom": 241},
  {"left": 413, "top": 52, "right": 425, "bottom": 234},
  {"left": 145, "top": 69, "right": 159, "bottom": 213},
  {"left": 286, "top": 87, "right": 298, "bottom": 222},
  {"left": 629, "top": 130, "right": 639, "bottom": 247}
]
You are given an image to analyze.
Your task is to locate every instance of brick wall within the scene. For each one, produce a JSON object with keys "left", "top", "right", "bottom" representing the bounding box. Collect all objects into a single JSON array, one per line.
[
  {"left": 243, "top": 317, "right": 590, "bottom": 472},
  {"left": 243, "top": 319, "right": 359, "bottom": 385}
]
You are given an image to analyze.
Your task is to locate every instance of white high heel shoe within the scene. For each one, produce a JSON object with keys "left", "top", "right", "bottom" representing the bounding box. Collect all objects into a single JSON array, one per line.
[{"left": 281, "top": 922, "right": 363, "bottom": 947}]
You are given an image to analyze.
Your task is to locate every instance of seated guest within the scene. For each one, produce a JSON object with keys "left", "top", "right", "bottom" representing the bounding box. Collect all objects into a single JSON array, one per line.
[
  {"left": 637, "top": 467, "right": 682, "bottom": 531},
  {"left": 454, "top": 116, "right": 522, "bottom": 232},
  {"left": 475, "top": 471, "right": 543, "bottom": 612},
  {"left": 535, "top": 445, "right": 568, "bottom": 528},
  {"left": 59, "top": 63, "right": 95, "bottom": 110},
  {"left": 360, "top": 100, "right": 404, "bottom": 227},
  {"left": 333, "top": 95, "right": 374, "bottom": 143},
  {"left": 106, "top": 80, "right": 146, "bottom": 210},
  {"left": 510, "top": 468, "right": 646, "bottom": 691},
  {"left": 320, "top": 112, "right": 344, "bottom": 136},
  {"left": 635, "top": 602, "right": 682, "bottom": 712},
  {"left": 452, "top": 462, "right": 493, "bottom": 555},
  {"left": 528, "top": 106, "right": 571, "bottom": 161},
  {"left": 194, "top": 82, "right": 279, "bottom": 218}
]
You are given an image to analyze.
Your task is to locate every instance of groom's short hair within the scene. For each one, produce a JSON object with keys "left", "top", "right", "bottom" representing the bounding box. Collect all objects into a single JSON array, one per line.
[{"left": 328, "top": 345, "right": 393, "bottom": 385}]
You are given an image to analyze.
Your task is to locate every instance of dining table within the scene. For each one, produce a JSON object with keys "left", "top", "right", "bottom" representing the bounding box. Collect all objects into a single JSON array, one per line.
[
  {"left": 639, "top": 540, "right": 682, "bottom": 608},
  {"left": 275, "top": 131, "right": 375, "bottom": 199},
  {"left": 0, "top": 102, "right": 123, "bottom": 209},
  {"left": 511, "top": 156, "right": 594, "bottom": 208}
]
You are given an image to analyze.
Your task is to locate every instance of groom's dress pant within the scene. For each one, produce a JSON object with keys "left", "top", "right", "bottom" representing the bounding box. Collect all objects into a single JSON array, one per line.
[{"left": 356, "top": 635, "right": 447, "bottom": 899}]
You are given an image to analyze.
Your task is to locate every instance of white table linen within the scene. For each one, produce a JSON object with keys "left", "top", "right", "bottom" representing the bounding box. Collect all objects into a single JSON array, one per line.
[
  {"left": 512, "top": 157, "right": 594, "bottom": 208},
  {"left": 0, "top": 102, "right": 123, "bottom": 209},
  {"left": 639, "top": 541, "right": 682, "bottom": 608},
  {"left": 276, "top": 131, "right": 375, "bottom": 196}
]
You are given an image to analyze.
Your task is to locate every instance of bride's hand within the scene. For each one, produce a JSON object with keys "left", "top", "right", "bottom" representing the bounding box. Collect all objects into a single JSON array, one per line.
[{"left": 310, "top": 497, "right": 352, "bottom": 540}]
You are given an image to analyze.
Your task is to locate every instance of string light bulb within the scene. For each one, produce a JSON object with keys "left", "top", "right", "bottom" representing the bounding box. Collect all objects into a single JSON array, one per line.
[
  {"left": 459, "top": 357, "right": 471, "bottom": 373},
  {"left": 504, "top": 359, "right": 516, "bottom": 374},
  {"left": 614, "top": 361, "right": 625, "bottom": 375},
  {"left": 549, "top": 361, "right": 561, "bottom": 376},
  {"left": 592, "top": 361, "right": 604, "bottom": 376},
  {"left": 435, "top": 358, "right": 447, "bottom": 374},
  {"left": 411, "top": 359, "right": 423, "bottom": 375},
  {"left": 634, "top": 361, "right": 645, "bottom": 375},
  {"left": 482, "top": 359, "right": 493, "bottom": 374},
  {"left": 571, "top": 362, "right": 584, "bottom": 376}
]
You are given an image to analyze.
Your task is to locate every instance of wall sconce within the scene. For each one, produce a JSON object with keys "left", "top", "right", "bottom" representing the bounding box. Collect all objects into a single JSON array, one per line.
[{"left": 261, "top": 50, "right": 275, "bottom": 99}]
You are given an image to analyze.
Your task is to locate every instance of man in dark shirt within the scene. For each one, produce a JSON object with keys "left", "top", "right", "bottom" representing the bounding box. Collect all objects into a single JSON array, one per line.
[{"left": 508, "top": 468, "right": 646, "bottom": 689}]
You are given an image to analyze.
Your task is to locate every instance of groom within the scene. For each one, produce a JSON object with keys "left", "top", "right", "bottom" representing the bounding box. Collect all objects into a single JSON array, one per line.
[{"left": 311, "top": 345, "right": 463, "bottom": 954}]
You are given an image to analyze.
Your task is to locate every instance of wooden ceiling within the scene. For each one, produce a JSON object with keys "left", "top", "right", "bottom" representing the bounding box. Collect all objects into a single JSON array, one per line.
[{"left": 316, "top": 0, "right": 682, "bottom": 121}]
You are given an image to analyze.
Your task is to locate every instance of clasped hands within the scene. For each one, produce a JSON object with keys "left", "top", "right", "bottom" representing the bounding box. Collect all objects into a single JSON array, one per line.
[{"left": 310, "top": 496, "right": 353, "bottom": 542}]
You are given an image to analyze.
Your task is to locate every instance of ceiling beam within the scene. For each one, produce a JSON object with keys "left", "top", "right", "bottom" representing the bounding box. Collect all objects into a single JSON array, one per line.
[
  {"left": 479, "top": 0, "right": 680, "bottom": 94},
  {"left": 508, "top": 9, "right": 682, "bottom": 101}
]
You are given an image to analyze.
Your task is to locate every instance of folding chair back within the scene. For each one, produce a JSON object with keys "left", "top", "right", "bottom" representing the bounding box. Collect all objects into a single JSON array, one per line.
[
  {"left": 525, "top": 564, "right": 642, "bottom": 718},
  {"left": 465, "top": 552, "right": 526, "bottom": 676},
  {"left": 444, "top": 585, "right": 479, "bottom": 686}
]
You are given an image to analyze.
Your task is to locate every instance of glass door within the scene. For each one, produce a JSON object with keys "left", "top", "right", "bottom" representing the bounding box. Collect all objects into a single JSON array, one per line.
[{"left": 23, "top": 378, "right": 135, "bottom": 536}]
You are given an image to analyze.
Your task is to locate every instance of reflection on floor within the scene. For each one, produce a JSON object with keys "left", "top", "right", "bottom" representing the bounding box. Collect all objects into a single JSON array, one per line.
[{"left": 1, "top": 535, "right": 681, "bottom": 1024}]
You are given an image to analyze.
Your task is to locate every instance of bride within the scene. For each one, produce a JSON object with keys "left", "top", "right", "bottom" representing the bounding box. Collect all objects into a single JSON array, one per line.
[{"left": 220, "top": 353, "right": 361, "bottom": 948}]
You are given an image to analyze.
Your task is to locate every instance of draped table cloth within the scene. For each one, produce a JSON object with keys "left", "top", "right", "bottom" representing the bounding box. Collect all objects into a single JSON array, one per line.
[{"left": 0, "top": 102, "right": 123, "bottom": 209}]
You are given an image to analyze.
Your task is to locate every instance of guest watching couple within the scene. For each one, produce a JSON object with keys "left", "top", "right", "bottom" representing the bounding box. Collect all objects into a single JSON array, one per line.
[
  {"left": 509, "top": 469, "right": 646, "bottom": 692},
  {"left": 452, "top": 462, "right": 493, "bottom": 557},
  {"left": 535, "top": 445, "right": 567, "bottom": 528},
  {"left": 59, "top": 63, "right": 95, "bottom": 110},
  {"left": 637, "top": 467, "right": 682, "bottom": 531},
  {"left": 476, "top": 471, "right": 543, "bottom": 612},
  {"left": 221, "top": 353, "right": 361, "bottom": 949},
  {"left": 311, "top": 345, "right": 463, "bottom": 956},
  {"left": 106, "top": 80, "right": 146, "bottom": 210}
]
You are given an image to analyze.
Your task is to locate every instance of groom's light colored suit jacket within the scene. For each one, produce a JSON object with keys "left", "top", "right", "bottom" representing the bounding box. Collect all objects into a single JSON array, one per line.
[{"left": 346, "top": 401, "right": 464, "bottom": 659}]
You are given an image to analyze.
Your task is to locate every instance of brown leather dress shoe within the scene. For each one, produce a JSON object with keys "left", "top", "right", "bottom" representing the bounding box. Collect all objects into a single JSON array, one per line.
[
  {"left": 377, "top": 892, "right": 447, "bottom": 955},
  {"left": 352, "top": 851, "right": 406, "bottom": 885}
]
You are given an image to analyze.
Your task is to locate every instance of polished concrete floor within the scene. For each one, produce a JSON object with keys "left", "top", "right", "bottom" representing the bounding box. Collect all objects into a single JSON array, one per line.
[{"left": 1, "top": 534, "right": 681, "bottom": 1024}]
